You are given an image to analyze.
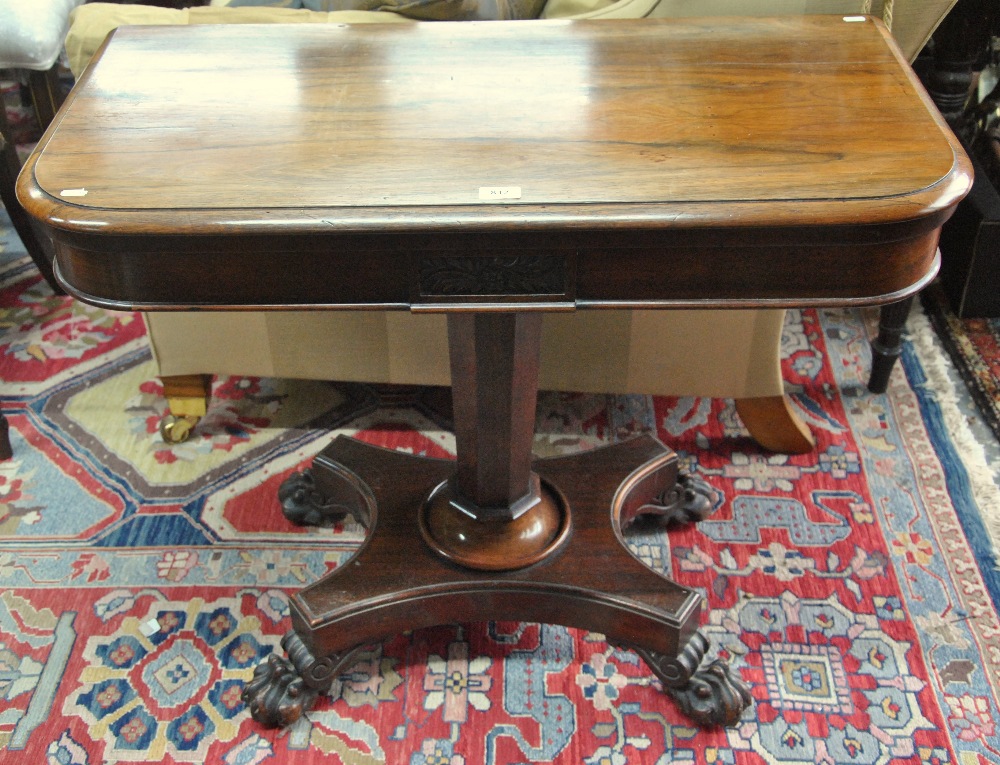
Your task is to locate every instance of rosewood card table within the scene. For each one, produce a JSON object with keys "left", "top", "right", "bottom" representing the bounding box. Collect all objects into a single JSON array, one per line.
[{"left": 18, "top": 16, "right": 970, "bottom": 728}]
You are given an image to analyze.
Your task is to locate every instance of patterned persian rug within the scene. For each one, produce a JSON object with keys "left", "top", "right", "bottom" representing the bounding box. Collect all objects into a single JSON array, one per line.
[
  {"left": 2, "top": 208, "right": 1000, "bottom": 765},
  {"left": 922, "top": 284, "right": 1000, "bottom": 444}
]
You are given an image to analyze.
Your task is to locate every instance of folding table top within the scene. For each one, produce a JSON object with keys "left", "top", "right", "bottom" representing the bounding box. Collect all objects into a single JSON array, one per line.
[{"left": 17, "top": 17, "right": 971, "bottom": 311}]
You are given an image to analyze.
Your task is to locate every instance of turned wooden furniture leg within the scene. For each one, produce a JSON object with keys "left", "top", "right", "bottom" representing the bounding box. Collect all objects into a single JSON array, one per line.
[
  {"left": 0, "top": 109, "right": 62, "bottom": 294},
  {"left": 735, "top": 395, "right": 815, "bottom": 454},
  {"left": 159, "top": 374, "right": 211, "bottom": 443},
  {"left": 0, "top": 412, "right": 12, "bottom": 460},
  {"left": 247, "top": 313, "right": 752, "bottom": 729},
  {"left": 868, "top": 296, "right": 914, "bottom": 393}
]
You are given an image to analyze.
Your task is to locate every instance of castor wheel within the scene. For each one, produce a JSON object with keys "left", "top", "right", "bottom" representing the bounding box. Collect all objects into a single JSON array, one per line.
[{"left": 159, "top": 414, "right": 200, "bottom": 443}]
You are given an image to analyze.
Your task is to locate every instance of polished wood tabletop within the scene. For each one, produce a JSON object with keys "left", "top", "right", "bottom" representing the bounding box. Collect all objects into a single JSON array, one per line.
[{"left": 19, "top": 16, "right": 970, "bottom": 312}]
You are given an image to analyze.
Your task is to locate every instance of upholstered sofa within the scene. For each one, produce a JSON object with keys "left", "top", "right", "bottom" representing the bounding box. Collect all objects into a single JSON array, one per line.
[{"left": 63, "top": 0, "right": 957, "bottom": 449}]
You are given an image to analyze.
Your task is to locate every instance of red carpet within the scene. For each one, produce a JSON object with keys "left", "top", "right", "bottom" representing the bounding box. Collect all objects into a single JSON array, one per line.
[{"left": 2, "top": 224, "right": 1000, "bottom": 763}]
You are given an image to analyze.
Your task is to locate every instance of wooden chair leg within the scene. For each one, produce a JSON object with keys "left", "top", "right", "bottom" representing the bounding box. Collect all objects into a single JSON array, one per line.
[
  {"left": 0, "top": 76, "right": 64, "bottom": 294},
  {"left": 159, "top": 374, "right": 212, "bottom": 443},
  {"left": 867, "top": 296, "right": 914, "bottom": 394},
  {"left": 0, "top": 412, "right": 12, "bottom": 460},
  {"left": 735, "top": 395, "right": 816, "bottom": 454}
]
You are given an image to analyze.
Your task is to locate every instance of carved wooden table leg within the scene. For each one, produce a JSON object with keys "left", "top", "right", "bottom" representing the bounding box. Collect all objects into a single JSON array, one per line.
[
  {"left": 244, "top": 313, "right": 751, "bottom": 728},
  {"left": 868, "top": 296, "right": 915, "bottom": 393}
]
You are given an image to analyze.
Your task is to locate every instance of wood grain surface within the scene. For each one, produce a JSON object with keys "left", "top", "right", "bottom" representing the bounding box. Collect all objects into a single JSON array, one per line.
[
  {"left": 25, "top": 17, "right": 968, "bottom": 221},
  {"left": 292, "top": 435, "right": 700, "bottom": 659},
  {"left": 16, "top": 16, "right": 971, "bottom": 310}
]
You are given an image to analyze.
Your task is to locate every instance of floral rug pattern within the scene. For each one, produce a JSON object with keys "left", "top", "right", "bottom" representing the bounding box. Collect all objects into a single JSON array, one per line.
[
  {"left": 922, "top": 284, "right": 1000, "bottom": 443},
  {"left": 3, "top": 213, "right": 1000, "bottom": 763}
]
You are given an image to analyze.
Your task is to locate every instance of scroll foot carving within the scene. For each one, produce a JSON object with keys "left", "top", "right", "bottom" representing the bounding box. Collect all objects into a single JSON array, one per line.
[
  {"left": 632, "top": 632, "right": 753, "bottom": 728},
  {"left": 666, "top": 656, "right": 753, "bottom": 728},
  {"left": 279, "top": 469, "right": 348, "bottom": 527},
  {"left": 242, "top": 631, "right": 366, "bottom": 728},
  {"left": 241, "top": 650, "right": 319, "bottom": 728},
  {"left": 636, "top": 471, "right": 717, "bottom": 527}
]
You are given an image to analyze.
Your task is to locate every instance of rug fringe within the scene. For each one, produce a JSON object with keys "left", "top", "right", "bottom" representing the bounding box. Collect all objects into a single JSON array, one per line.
[{"left": 909, "top": 307, "right": 1000, "bottom": 567}]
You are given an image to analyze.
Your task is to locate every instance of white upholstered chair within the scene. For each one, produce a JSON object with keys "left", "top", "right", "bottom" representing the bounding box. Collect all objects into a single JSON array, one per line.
[{"left": 1, "top": 0, "right": 84, "bottom": 292}]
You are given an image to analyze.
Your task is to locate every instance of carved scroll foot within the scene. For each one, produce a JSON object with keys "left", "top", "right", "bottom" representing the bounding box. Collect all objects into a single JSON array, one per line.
[
  {"left": 280, "top": 448, "right": 375, "bottom": 529},
  {"left": 279, "top": 469, "right": 348, "bottom": 527},
  {"left": 667, "top": 657, "right": 753, "bottom": 728},
  {"left": 636, "top": 471, "right": 717, "bottom": 527},
  {"left": 633, "top": 631, "right": 752, "bottom": 728},
  {"left": 242, "top": 631, "right": 365, "bottom": 728},
  {"left": 241, "top": 651, "right": 320, "bottom": 728}
]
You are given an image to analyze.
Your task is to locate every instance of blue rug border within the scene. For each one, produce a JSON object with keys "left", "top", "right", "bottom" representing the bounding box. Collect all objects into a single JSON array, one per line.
[{"left": 901, "top": 338, "right": 1000, "bottom": 612}]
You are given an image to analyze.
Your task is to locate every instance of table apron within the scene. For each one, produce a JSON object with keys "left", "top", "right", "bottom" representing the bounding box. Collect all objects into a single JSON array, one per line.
[{"left": 51, "top": 229, "right": 941, "bottom": 312}]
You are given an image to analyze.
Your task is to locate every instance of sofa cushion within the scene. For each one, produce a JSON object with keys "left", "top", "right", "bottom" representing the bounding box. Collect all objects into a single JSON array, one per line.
[
  {"left": 226, "top": 0, "right": 548, "bottom": 20},
  {"left": 65, "top": 3, "right": 414, "bottom": 78},
  {"left": 67, "top": 0, "right": 641, "bottom": 79}
]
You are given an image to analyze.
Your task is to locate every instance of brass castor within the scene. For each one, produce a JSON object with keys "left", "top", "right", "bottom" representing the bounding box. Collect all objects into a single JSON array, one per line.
[
  {"left": 158, "top": 375, "right": 212, "bottom": 444},
  {"left": 159, "top": 414, "right": 201, "bottom": 444}
]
